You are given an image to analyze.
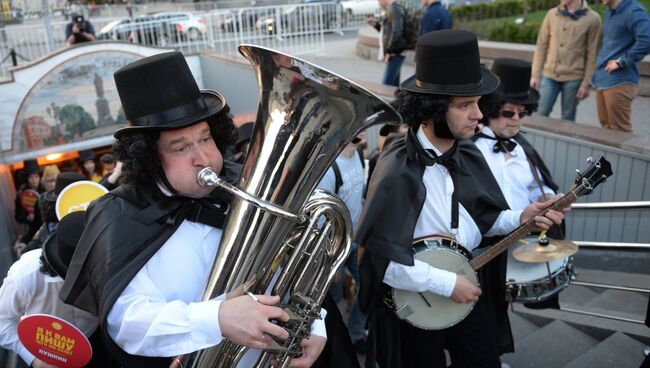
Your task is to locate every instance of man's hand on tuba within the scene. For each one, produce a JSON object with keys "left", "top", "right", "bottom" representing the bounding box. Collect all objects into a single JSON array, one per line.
[
  {"left": 218, "top": 294, "right": 289, "bottom": 349},
  {"left": 287, "top": 334, "right": 327, "bottom": 368}
]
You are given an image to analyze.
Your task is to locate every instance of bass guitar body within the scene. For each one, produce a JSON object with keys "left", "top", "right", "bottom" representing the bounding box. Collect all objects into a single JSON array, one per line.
[{"left": 391, "top": 236, "right": 478, "bottom": 330}]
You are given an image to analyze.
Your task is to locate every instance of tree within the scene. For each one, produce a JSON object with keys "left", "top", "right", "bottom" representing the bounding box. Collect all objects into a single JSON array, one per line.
[{"left": 59, "top": 104, "right": 96, "bottom": 138}]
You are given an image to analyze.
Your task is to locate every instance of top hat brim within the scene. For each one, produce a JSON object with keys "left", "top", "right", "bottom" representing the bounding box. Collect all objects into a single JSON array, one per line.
[
  {"left": 42, "top": 232, "right": 67, "bottom": 278},
  {"left": 502, "top": 87, "right": 540, "bottom": 105},
  {"left": 113, "top": 90, "right": 225, "bottom": 138},
  {"left": 400, "top": 66, "right": 500, "bottom": 96}
]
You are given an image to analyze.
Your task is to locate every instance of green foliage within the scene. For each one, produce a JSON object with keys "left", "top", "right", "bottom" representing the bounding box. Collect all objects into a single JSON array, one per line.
[
  {"left": 59, "top": 104, "right": 96, "bottom": 138},
  {"left": 450, "top": 0, "right": 557, "bottom": 22},
  {"left": 487, "top": 21, "right": 540, "bottom": 44}
]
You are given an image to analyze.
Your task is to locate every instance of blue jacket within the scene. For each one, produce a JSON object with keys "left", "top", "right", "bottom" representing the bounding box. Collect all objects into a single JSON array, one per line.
[
  {"left": 420, "top": 1, "right": 452, "bottom": 35},
  {"left": 591, "top": 0, "right": 650, "bottom": 89}
]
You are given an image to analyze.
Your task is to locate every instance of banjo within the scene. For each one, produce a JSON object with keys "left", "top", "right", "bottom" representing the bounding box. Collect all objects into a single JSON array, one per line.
[{"left": 391, "top": 156, "right": 613, "bottom": 330}]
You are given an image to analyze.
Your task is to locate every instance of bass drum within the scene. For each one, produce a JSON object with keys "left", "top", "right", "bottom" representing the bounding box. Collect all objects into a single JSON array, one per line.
[{"left": 505, "top": 237, "right": 575, "bottom": 303}]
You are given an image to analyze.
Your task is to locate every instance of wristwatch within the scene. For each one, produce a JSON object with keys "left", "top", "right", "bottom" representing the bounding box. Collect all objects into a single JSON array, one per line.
[{"left": 615, "top": 58, "right": 623, "bottom": 68}]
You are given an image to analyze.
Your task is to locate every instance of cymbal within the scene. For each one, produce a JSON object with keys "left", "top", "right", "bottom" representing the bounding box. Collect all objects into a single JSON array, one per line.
[{"left": 512, "top": 238, "right": 579, "bottom": 263}]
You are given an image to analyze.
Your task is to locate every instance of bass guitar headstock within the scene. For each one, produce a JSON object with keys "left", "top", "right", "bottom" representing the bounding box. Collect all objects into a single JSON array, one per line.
[{"left": 573, "top": 156, "right": 613, "bottom": 197}]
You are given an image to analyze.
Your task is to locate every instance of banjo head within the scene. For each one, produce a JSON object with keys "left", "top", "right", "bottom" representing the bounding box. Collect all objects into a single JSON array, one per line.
[{"left": 391, "top": 236, "right": 478, "bottom": 330}]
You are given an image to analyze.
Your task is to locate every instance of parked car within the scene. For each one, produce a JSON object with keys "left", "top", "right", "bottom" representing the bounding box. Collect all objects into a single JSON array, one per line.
[
  {"left": 255, "top": 0, "right": 340, "bottom": 35},
  {"left": 96, "top": 16, "right": 169, "bottom": 45},
  {"left": 147, "top": 11, "right": 207, "bottom": 41}
]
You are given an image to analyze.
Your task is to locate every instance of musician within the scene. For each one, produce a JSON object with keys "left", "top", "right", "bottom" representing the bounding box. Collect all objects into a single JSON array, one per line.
[
  {"left": 472, "top": 57, "right": 566, "bottom": 353},
  {"left": 60, "top": 51, "right": 327, "bottom": 368},
  {"left": 356, "top": 30, "right": 566, "bottom": 368}
]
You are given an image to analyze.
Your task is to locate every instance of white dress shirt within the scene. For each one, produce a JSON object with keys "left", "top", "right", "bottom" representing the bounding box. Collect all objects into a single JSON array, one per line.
[
  {"left": 383, "top": 129, "right": 522, "bottom": 297},
  {"left": 0, "top": 249, "right": 98, "bottom": 366},
  {"left": 474, "top": 127, "right": 555, "bottom": 211},
  {"left": 107, "top": 217, "right": 326, "bottom": 365}
]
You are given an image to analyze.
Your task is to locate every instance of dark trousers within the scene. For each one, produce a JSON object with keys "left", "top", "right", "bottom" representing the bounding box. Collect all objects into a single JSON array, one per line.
[{"left": 399, "top": 297, "right": 501, "bottom": 368}]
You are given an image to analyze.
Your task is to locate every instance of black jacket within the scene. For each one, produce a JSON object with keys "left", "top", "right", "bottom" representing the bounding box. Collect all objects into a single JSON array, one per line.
[
  {"left": 373, "top": 2, "right": 406, "bottom": 55},
  {"left": 356, "top": 129, "right": 510, "bottom": 366}
]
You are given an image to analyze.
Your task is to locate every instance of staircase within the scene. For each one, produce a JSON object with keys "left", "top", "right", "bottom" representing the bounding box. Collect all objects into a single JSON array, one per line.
[{"left": 501, "top": 268, "right": 650, "bottom": 368}]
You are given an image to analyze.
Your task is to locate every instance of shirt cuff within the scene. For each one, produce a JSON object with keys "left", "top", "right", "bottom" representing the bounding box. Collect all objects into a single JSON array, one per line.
[
  {"left": 18, "top": 345, "right": 35, "bottom": 367},
  {"left": 189, "top": 299, "right": 223, "bottom": 344},
  {"left": 426, "top": 267, "right": 457, "bottom": 298},
  {"left": 310, "top": 308, "right": 328, "bottom": 338}
]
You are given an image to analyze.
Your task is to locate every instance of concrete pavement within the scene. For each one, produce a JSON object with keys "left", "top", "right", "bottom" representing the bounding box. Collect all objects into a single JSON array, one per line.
[{"left": 302, "top": 32, "right": 650, "bottom": 138}]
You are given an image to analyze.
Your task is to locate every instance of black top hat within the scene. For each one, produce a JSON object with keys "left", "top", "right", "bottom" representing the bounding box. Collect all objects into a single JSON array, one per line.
[
  {"left": 491, "top": 58, "right": 540, "bottom": 105},
  {"left": 113, "top": 51, "right": 226, "bottom": 138},
  {"left": 78, "top": 149, "right": 96, "bottom": 163},
  {"left": 23, "top": 159, "right": 41, "bottom": 176},
  {"left": 401, "top": 30, "right": 500, "bottom": 96},
  {"left": 235, "top": 122, "right": 254, "bottom": 151},
  {"left": 42, "top": 211, "right": 85, "bottom": 278}
]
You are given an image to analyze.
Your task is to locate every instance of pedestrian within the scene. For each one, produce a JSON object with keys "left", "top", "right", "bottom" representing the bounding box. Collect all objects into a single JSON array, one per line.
[
  {"left": 531, "top": 0, "right": 601, "bottom": 121},
  {"left": 419, "top": 0, "right": 452, "bottom": 34},
  {"left": 368, "top": 0, "right": 407, "bottom": 86},
  {"left": 591, "top": 0, "right": 650, "bottom": 132}
]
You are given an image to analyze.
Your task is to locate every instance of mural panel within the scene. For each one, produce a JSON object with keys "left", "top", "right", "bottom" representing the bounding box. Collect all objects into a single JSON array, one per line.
[{"left": 10, "top": 51, "right": 140, "bottom": 154}]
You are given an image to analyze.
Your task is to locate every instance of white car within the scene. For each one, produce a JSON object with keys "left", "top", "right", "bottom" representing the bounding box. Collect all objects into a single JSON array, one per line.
[
  {"left": 147, "top": 11, "right": 207, "bottom": 40},
  {"left": 340, "top": 0, "right": 378, "bottom": 18}
]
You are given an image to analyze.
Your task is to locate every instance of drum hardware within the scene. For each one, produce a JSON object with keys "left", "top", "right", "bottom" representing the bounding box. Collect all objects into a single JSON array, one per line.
[{"left": 391, "top": 157, "right": 612, "bottom": 329}]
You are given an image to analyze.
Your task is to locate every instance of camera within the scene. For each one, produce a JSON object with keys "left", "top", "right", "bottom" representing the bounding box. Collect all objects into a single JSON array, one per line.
[{"left": 73, "top": 15, "right": 86, "bottom": 33}]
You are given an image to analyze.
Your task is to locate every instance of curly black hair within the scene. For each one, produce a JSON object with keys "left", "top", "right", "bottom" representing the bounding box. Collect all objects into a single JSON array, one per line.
[
  {"left": 391, "top": 89, "right": 452, "bottom": 130},
  {"left": 479, "top": 90, "right": 539, "bottom": 126},
  {"left": 113, "top": 105, "right": 238, "bottom": 189}
]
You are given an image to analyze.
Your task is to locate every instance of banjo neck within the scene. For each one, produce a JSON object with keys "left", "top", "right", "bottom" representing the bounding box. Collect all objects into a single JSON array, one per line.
[{"left": 468, "top": 190, "right": 577, "bottom": 271}]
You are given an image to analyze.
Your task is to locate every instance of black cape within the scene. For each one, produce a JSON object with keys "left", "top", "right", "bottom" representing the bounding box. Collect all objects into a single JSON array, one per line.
[{"left": 355, "top": 129, "right": 510, "bottom": 367}]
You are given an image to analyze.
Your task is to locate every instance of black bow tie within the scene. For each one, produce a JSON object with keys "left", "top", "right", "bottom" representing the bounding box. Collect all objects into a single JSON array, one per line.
[
  {"left": 477, "top": 133, "right": 518, "bottom": 153},
  {"left": 139, "top": 196, "right": 228, "bottom": 229}
]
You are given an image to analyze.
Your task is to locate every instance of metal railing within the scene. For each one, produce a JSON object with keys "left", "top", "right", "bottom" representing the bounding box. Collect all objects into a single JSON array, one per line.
[
  {"left": 559, "top": 200, "right": 650, "bottom": 324},
  {"left": 0, "top": 2, "right": 349, "bottom": 80}
]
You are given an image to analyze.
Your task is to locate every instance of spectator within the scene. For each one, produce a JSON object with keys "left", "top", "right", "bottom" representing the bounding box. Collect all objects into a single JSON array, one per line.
[
  {"left": 100, "top": 153, "right": 116, "bottom": 176},
  {"left": 591, "top": 0, "right": 650, "bottom": 132},
  {"left": 0, "top": 211, "right": 98, "bottom": 368},
  {"left": 419, "top": 0, "right": 452, "bottom": 35},
  {"left": 40, "top": 165, "right": 59, "bottom": 192},
  {"left": 318, "top": 133, "right": 367, "bottom": 353},
  {"left": 66, "top": 13, "right": 96, "bottom": 46},
  {"left": 368, "top": 0, "right": 407, "bottom": 86},
  {"left": 23, "top": 172, "right": 86, "bottom": 256},
  {"left": 78, "top": 149, "right": 102, "bottom": 182},
  {"left": 14, "top": 159, "right": 43, "bottom": 250},
  {"left": 531, "top": 0, "right": 601, "bottom": 122}
]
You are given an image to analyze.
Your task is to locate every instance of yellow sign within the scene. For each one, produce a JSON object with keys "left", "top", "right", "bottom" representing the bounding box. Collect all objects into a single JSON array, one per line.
[{"left": 55, "top": 181, "right": 108, "bottom": 220}]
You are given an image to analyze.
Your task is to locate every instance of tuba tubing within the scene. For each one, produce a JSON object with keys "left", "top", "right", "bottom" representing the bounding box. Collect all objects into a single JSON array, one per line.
[{"left": 173, "top": 45, "right": 401, "bottom": 368}]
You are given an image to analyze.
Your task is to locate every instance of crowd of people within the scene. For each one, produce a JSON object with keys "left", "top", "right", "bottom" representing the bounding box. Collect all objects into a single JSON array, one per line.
[
  {"left": 370, "top": 0, "right": 649, "bottom": 133},
  {"left": 1, "top": 2, "right": 649, "bottom": 366}
]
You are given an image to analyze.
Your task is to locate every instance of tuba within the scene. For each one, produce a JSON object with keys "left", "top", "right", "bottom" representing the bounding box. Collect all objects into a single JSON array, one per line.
[{"left": 174, "top": 45, "right": 401, "bottom": 368}]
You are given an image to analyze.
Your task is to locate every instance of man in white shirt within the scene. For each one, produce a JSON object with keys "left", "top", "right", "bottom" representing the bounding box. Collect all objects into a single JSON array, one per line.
[
  {"left": 473, "top": 57, "right": 566, "bottom": 354},
  {"left": 60, "top": 51, "right": 326, "bottom": 368},
  {"left": 0, "top": 211, "right": 98, "bottom": 368},
  {"left": 356, "top": 30, "right": 566, "bottom": 368}
]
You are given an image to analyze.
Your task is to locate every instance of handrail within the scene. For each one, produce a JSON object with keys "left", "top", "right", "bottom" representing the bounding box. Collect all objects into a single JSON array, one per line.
[
  {"left": 571, "top": 280, "right": 650, "bottom": 294},
  {"left": 559, "top": 306, "right": 646, "bottom": 324},
  {"left": 574, "top": 241, "right": 650, "bottom": 250},
  {"left": 571, "top": 201, "right": 650, "bottom": 210}
]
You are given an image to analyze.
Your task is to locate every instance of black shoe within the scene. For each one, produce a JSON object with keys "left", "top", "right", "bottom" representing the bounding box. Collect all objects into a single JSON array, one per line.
[{"left": 353, "top": 338, "right": 367, "bottom": 354}]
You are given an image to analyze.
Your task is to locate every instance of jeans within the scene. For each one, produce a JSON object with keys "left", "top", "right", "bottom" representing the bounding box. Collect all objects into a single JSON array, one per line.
[
  {"left": 537, "top": 76, "right": 582, "bottom": 121},
  {"left": 382, "top": 54, "right": 405, "bottom": 87}
]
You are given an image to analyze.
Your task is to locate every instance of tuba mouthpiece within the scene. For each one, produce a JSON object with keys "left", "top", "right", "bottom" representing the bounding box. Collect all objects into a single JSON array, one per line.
[{"left": 197, "top": 167, "right": 220, "bottom": 187}]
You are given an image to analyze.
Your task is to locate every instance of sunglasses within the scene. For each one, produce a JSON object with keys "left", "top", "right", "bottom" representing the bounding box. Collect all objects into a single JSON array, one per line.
[{"left": 500, "top": 110, "right": 529, "bottom": 119}]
